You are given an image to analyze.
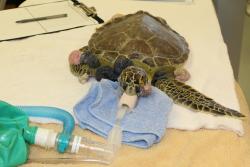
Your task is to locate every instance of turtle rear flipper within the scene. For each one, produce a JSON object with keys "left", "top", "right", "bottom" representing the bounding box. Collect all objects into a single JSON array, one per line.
[{"left": 155, "top": 79, "right": 245, "bottom": 118}]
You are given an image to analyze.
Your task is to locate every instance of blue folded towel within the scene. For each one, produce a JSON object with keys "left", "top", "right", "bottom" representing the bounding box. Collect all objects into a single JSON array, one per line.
[{"left": 74, "top": 79, "right": 173, "bottom": 148}]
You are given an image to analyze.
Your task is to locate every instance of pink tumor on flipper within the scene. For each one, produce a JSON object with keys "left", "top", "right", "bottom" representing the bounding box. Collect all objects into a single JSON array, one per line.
[
  {"left": 141, "top": 83, "right": 152, "bottom": 96},
  {"left": 68, "top": 50, "right": 81, "bottom": 65},
  {"left": 174, "top": 69, "right": 191, "bottom": 82}
]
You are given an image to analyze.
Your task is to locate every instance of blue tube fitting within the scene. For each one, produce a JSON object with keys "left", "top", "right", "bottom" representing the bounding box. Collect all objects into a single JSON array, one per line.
[
  {"left": 23, "top": 126, "right": 38, "bottom": 144},
  {"left": 18, "top": 106, "right": 75, "bottom": 135},
  {"left": 57, "top": 133, "right": 71, "bottom": 153},
  {"left": 19, "top": 106, "right": 75, "bottom": 153}
]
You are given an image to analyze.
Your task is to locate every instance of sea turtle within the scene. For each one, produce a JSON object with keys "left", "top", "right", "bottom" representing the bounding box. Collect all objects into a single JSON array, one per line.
[{"left": 68, "top": 11, "right": 245, "bottom": 118}]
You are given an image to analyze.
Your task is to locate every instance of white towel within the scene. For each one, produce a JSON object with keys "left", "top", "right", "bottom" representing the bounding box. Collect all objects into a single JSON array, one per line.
[
  {"left": 166, "top": 43, "right": 243, "bottom": 136},
  {"left": 0, "top": 0, "right": 243, "bottom": 136}
]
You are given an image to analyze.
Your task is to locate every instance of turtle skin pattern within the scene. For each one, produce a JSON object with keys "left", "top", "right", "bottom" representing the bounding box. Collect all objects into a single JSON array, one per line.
[{"left": 155, "top": 79, "right": 244, "bottom": 117}]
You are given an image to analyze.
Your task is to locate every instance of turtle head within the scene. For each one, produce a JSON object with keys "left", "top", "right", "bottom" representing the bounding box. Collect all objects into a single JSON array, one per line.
[
  {"left": 69, "top": 50, "right": 98, "bottom": 84},
  {"left": 118, "top": 66, "right": 152, "bottom": 96}
]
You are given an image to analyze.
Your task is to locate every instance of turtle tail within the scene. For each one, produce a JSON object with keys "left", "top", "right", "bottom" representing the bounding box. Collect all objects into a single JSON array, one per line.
[{"left": 154, "top": 79, "right": 245, "bottom": 118}]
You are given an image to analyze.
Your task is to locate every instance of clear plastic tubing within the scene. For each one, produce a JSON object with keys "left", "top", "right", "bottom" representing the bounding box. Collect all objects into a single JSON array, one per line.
[
  {"left": 33, "top": 127, "right": 114, "bottom": 164},
  {"left": 67, "top": 135, "right": 114, "bottom": 164}
]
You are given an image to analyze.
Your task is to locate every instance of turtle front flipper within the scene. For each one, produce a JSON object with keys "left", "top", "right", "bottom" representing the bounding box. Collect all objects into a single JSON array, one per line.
[
  {"left": 69, "top": 46, "right": 100, "bottom": 83},
  {"left": 154, "top": 78, "right": 245, "bottom": 118}
]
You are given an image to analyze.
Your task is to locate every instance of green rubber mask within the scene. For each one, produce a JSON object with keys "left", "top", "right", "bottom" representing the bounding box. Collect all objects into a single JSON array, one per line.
[{"left": 0, "top": 101, "right": 29, "bottom": 167}]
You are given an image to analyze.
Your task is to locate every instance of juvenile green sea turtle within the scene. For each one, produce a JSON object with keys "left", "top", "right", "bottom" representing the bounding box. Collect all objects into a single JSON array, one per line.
[{"left": 69, "top": 11, "right": 245, "bottom": 118}]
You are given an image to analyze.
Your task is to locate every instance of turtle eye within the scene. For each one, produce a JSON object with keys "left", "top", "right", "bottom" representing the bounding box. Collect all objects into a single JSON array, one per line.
[
  {"left": 80, "top": 51, "right": 100, "bottom": 68},
  {"left": 135, "top": 86, "right": 141, "bottom": 94}
]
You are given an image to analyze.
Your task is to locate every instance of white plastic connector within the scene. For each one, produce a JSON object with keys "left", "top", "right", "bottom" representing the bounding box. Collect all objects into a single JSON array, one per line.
[
  {"left": 118, "top": 93, "right": 138, "bottom": 110},
  {"left": 35, "top": 128, "right": 58, "bottom": 149},
  {"left": 71, "top": 136, "right": 82, "bottom": 153}
]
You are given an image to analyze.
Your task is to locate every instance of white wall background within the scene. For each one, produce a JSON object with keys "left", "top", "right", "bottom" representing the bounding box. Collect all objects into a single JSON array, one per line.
[{"left": 213, "top": 0, "right": 246, "bottom": 79}]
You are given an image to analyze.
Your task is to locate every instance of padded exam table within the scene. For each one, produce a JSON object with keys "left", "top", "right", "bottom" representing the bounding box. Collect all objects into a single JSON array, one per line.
[{"left": 0, "top": 0, "right": 249, "bottom": 166}]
